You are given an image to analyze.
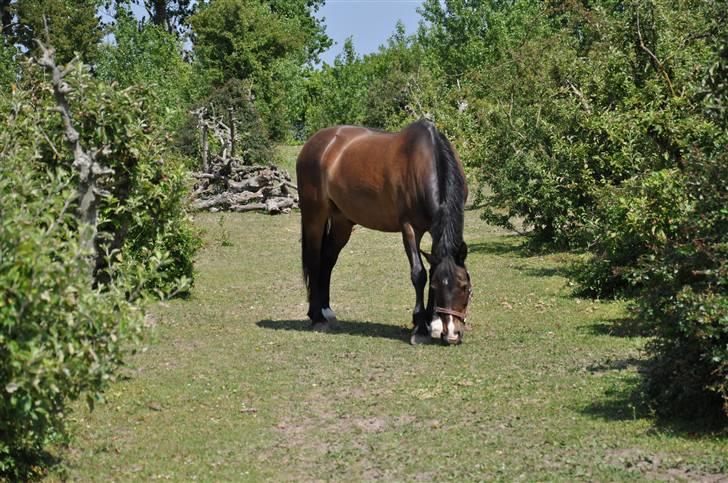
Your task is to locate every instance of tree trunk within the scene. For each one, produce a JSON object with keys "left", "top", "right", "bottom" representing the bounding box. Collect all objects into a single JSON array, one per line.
[
  {"left": 1, "top": 0, "right": 11, "bottom": 39},
  {"left": 228, "top": 107, "right": 235, "bottom": 159},
  {"left": 201, "top": 123, "right": 209, "bottom": 172},
  {"left": 148, "top": 0, "right": 168, "bottom": 30}
]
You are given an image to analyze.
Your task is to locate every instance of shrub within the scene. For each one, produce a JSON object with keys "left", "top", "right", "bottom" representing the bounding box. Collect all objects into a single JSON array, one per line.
[
  {"left": 37, "top": 60, "right": 200, "bottom": 295},
  {"left": 0, "top": 89, "right": 143, "bottom": 479},
  {"left": 573, "top": 168, "right": 692, "bottom": 296},
  {"left": 0, "top": 53, "right": 200, "bottom": 476}
]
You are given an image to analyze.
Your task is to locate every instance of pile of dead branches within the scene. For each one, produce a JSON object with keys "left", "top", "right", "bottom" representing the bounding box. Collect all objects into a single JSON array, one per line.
[
  {"left": 189, "top": 106, "right": 298, "bottom": 214},
  {"left": 191, "top": 162, "right": 298, "bottom": 214}
]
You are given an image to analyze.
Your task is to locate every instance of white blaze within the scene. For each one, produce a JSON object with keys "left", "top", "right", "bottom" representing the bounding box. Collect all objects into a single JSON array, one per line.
[{"left": 446, "top": 315, "right": 457, "bottom": 341}]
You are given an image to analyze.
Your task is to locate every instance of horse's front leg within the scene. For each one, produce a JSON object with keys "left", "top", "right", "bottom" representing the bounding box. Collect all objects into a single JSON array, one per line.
[{"left": 401, "top": 223, "right": 428, "bottom": 344}]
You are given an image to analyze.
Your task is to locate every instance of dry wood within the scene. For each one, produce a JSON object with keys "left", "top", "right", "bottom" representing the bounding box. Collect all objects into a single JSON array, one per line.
[
  {"left": 190, "top": 161, "right": 297, "bottom": 214},
  {"left": 189, "top": 105, "right": 297, "bottom": 214}
]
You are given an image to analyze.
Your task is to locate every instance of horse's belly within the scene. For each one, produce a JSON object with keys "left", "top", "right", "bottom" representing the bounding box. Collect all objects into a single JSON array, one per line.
[{"left": 327, "top": 185, "right": 401, "bottom": 232}]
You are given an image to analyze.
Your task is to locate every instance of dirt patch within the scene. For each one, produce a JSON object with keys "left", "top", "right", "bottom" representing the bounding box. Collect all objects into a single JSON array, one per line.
[
  {"left": 607, "top": 448, "right": 728, "bottom": 482},
  {"left": 350, "top": 414, "right": 416, "bottom": 433}
]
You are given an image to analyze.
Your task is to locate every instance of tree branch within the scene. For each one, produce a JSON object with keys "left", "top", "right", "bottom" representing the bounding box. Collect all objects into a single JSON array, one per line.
[
  {"left": 34, "top": 38, "right": 111, "bottom": 279},
  {"left": 636, "top": 12, "right": 675, "bottom": 97}
]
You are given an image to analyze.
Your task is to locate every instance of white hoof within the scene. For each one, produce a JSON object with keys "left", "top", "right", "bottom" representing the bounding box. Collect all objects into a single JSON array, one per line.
[
  {"left": 430, "top": 319, "right": 443, "bottom": 339},
  {"left": 322, "top": 307, "right": 337, "bottom": 323},
  {"left": 410, "top": 332, "right": 430, "bottom": 345}
]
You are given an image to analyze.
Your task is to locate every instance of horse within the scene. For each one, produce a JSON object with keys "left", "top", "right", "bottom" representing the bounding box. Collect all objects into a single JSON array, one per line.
[{"left": 296, "top": 119, "right": 472, "bottom": 345}]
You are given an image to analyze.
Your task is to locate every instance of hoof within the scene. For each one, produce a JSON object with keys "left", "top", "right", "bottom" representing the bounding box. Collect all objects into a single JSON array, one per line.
[
  {"left": 410, "top": 332, "right": 430, "bottom": 345},
  {"left": 312, "top": 321, "right": 331, "bottom": 332},
  {"left": 321, "top": 308, "right": 339, "bottom": 328}
]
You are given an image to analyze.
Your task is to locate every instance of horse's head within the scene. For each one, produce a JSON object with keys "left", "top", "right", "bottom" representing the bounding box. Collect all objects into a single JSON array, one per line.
[{"left": 423, "top": 242, "right": 471, "bottom": 345}]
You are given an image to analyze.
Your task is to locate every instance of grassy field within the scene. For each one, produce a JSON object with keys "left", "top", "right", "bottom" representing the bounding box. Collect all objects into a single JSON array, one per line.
[{"left": 53, "top": 150, "right": 727, "bottom": 480}]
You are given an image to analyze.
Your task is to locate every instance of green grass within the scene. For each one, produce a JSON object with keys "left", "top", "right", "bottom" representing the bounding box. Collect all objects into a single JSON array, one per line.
[
  {"left": 273, "top": 144, "right": 301, "bottom": 181},
  {"left": 51, "top": 147, "right": 727, "bottom": 480}
]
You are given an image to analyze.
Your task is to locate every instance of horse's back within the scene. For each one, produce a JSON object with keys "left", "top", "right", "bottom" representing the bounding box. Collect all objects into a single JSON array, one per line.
[{"left": 297, "top": 123, "right": 439, "bottom": 232}]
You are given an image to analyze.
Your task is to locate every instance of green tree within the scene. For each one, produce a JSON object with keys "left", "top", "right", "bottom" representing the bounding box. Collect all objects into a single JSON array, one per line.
[
  {"left": 141, "top": 0, "right": 193, "bottom": 33},
  {"left": 13, "top": 0, "right": 103, "bottom": 63},
  {"left": 188, "top": 0, "right": 331, "bottom": 139},
  {"left": 96, "top": 8, "right": 208, "bottom": 131},
  {"left": 303, "top": 38, "right": 369, "bottom": 133}
]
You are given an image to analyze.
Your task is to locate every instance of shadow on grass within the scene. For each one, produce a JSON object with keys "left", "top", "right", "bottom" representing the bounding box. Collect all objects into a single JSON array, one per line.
[
  {"left": 256, "top": 319, "right": 409, "bottom": 342},
  {"left": 468, "top": 237, "right": 525, "bottom": 257},
  {"left": 2, "top": 448, "right": 64, "bottom": 481},
  {"left": 580, "top": 317, "right": 651, "bottom": 338},
  {"left": 580, "top": 370, "right": 727, "bottom": 437},
  {"left": 469, "top": 239, "right": 573, "bottom": 279},
  {"left": 512, "top": 264, "right": 571, "bottom": 279}
]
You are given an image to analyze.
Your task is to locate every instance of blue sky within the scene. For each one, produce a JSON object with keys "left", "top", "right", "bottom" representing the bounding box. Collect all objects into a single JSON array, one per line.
[{"left": 316, "top": 0, "right": 424, "bottom": 65}]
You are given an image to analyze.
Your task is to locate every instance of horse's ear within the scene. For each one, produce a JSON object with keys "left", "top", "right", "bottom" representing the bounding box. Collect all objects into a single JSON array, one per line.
[
  {"left": 420, "top": 250, "right": 433, "bottom": 265},
  {"left": 457, "top": 241, "right": 468, "bottom": 265}
]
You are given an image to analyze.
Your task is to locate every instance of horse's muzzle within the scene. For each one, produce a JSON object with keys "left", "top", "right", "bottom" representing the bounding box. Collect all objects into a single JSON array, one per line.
[{"left": 442, "top": 331, "right": 463, "bottom": 345}]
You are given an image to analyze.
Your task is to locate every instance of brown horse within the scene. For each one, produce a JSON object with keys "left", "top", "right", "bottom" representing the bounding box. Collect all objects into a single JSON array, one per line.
[{"left": 296, "top": 119, "right": 471, "bottom": 345}]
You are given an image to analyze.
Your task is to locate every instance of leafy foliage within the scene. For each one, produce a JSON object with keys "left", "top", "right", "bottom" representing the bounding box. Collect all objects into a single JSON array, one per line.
[
  {"left": 96, "top": 8, "right": 209, "bottom": 131},
  {"left": 0, "top": 39, "right": 17, "bottom": 89},
  {"left": 0, "top": 53, "right": 200, "bottom": 476},
  {"left": 175, "top": 78, "right": 273, "bottom": 166},
  {"left": 12, "top": 0, "right": 103, "bottom": 63},
  {"left": 188, "top": 0, "right": 330, "bottom": 139}
]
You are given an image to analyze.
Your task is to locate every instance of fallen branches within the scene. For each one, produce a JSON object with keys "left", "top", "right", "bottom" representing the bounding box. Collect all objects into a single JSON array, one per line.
[{"left": 190, "top": 160, "right": 298, "bottom": 214}]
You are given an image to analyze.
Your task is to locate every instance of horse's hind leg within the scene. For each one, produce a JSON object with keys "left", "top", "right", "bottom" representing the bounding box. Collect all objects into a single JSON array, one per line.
[
  {"left": 401, "top": 223, "right": 429, "bottom": 344},
  {"left": 301, "top": 203, "right": 329, "bottom": 327},
  {"left": 319, "top": 213, "right": 354, "bottom": 327}
]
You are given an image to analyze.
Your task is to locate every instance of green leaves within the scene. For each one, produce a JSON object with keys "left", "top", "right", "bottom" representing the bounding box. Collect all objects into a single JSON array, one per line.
[{"left": 1, "top": 43, "right": 200, "bottom": 477}]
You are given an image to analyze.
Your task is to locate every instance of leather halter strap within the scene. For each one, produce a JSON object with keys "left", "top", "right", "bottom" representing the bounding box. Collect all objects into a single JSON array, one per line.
[
  {"left": 434, "top": 286, "right": 472, "bottom": 321},
  {"left": 435, "top": 306, "right": 467, "bottom": 320}
]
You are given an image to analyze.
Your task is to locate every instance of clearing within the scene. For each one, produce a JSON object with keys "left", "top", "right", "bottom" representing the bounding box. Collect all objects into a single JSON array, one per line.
[{"left": 56, "top": 151, "right": 727, "bottom": 480}]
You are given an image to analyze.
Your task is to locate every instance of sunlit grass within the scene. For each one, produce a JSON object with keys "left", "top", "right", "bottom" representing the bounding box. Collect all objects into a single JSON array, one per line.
[{"left": 52, "top": 147, "right": 727, "bottom": 480}]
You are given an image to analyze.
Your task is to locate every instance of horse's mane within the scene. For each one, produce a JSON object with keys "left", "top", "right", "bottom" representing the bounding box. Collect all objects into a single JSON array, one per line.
[{"left": 413, "top": 120, "right": 466, "bottom": 265}]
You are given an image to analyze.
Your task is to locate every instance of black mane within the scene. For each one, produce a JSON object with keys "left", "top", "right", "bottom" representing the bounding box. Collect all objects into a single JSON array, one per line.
[{"left": 416, "top": 120, "right": 466, "bottom": 265}]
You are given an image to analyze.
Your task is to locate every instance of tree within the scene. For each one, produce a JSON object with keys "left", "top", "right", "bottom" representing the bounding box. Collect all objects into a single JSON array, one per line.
[
  {"left": 12, "top": 0, "right": 103, "bottom": 63},
  {"left": 188, "top": 0, "right": 331, "bottom": 139},
  {"left": 96, "top": 8, "right": 207, "bottom": 130},
  {"left": 141, "top": 0, "right": 193, "bottom": 34},
  {"left": 1, "top": 0, "right": 11, "bottom": 40},
  {"left": 190, "top": 0, "right": 309, "bottom": 83}
]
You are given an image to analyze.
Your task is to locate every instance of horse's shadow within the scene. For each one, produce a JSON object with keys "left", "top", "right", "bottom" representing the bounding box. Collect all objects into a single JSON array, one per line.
[{"left": 256, "top": 319, "right": 409, "bottom": 342}]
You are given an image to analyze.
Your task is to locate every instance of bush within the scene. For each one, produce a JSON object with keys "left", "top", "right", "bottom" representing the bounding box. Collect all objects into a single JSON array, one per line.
[
  {"left": 40, "top": 61, "right": 200, "bottom": 295},
  {"left": 573, "top": 169, "right": 692, "bottom": 296},
  {"left": 635, "top": 39, "right": 728, "bottom": 418},
  {"left": 0, "top": 90, "right": 143, "bottom": 479},
  {"left": 0, "top": 54, "right": 200, "bottom": 476}
]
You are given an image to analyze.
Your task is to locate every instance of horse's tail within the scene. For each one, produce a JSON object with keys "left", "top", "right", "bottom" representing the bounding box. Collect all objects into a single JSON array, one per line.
[
  {"left": 300, "top": 212, "right": 330, "bottom": 302},
  {"left": 297, "top": 142, "right": 328, "bottom": 303},
  {"left": 301, "top": 215, "right": 310, "bottom": 298}
]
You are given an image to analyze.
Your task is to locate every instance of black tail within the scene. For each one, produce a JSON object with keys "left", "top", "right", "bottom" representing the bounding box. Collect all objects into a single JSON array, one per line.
[{"left": 301, "top": 216, "right": 330, "bottom": 301}]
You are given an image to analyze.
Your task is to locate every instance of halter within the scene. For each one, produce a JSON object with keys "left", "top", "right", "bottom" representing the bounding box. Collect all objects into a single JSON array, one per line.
[
  {"left": 434, "top": 305, "right": 467, "bottom": 320},
  {"left": 434, "top": 286, "right": 472, "bottom": 321}
]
